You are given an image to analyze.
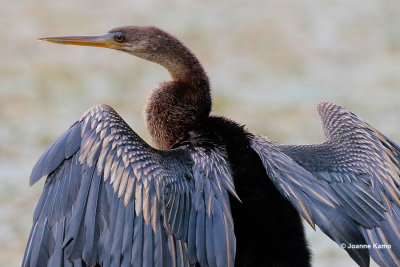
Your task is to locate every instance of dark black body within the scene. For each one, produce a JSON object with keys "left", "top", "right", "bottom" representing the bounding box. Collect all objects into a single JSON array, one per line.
[{"left": 185, "top": 116, "right": 311, "bottom": 267}]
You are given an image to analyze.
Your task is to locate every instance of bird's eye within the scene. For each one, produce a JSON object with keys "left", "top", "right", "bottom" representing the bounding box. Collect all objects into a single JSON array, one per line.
[{"left": 114, "top": 33, "right": 125, "bottom": 42}]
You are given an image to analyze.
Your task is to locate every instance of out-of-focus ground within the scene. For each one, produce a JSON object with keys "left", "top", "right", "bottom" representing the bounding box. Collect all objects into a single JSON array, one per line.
[{"left": 1, "top": 0, "right": 400, "bottom": 266}]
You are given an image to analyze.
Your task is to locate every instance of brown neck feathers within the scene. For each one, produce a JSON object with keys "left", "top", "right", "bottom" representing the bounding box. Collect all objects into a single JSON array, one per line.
[{"left": 143, "top": 33, "right": 211, "bottom": 149}]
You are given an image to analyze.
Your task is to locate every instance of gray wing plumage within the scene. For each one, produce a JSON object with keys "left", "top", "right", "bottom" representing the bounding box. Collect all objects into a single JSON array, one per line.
[
  {"left": 251, "top": 101, "right": 400, "bottom": 267},
  {"left": 23, "top": 104, "right": 237, "bottom": 267}
]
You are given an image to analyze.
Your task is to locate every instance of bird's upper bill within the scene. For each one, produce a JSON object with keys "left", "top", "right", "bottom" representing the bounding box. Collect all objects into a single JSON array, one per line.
[{"left": 39, "top": 33, "right": 128, "bottom": 51}]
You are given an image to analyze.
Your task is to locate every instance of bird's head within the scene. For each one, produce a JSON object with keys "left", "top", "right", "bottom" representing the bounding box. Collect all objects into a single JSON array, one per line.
[{"left": 40, "top": 26, "right": 184, "bottom": 65}]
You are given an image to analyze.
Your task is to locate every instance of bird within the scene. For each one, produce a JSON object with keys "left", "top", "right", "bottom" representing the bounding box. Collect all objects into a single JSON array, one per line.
[{"left": 22, "top": 25, "right": 400, "bottom": 267}]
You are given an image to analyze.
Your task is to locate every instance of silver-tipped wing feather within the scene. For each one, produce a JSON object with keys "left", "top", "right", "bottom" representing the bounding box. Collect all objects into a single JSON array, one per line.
[
  {"left": 251, "top": 136, "right": 370, "bottom": 267},
  {"left": 23, "top": 104, "right": 237, "bottom": 267},
  {"left": 252, "top": 101, "right": 400, "bottom": 267}
]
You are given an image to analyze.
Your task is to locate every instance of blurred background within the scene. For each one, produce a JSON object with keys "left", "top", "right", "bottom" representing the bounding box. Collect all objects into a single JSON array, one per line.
[{"left": 1, "top": 0, "right": 400, "bottom": 266}]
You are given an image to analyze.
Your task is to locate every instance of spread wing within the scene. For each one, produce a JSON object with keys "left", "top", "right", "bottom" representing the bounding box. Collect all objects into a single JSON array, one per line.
[
  {"left": 22, "top": 104, "right": 237, "bottom": 267},
  {"left": 252, "top": 101, "right": 400, "bottom": 267}
]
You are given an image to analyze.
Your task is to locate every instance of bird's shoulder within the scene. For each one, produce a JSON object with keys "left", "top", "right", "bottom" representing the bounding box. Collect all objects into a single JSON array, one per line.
[{"left": 176, "top": 116, "right": 252, "bottom": 150}]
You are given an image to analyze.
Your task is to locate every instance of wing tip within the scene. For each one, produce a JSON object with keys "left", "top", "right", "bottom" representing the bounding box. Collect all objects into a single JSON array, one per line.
[
  {"left": 317, "top": 101, "right": 355, "bottom": 119},
  {"left": 29, "top": 119, "right": 83, "bottom": 187},
  {"left": 316, "top": 101, "right": 337, "bottom": 114},
  {"left": 30, "top": 158, "right": 46, "bottom": 186},
  {"left": 317, "top": 100, "right": 331, "bottom": 108},
  {"left": 29, "top": 173, "right": 42, "bottom": 186}
]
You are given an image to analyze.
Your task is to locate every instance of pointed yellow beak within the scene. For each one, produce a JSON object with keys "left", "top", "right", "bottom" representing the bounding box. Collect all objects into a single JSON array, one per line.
[{"left": 39, "top": 33, "right": 124, "bottom": 50}]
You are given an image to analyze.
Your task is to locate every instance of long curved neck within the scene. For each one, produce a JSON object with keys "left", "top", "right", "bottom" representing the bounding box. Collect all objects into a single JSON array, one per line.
[
  {"left": 144, "top": 40, "right": 211, "bottom": 150},
  {"left": 162, "top": 51, "right": 208, "bottom": 86},
  {"left": 148, "top": 33, "right": 209, "bottom": 86}
]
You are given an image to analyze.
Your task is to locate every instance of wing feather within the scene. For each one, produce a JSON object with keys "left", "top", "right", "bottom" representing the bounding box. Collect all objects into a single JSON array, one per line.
[
  {"left": 251, "top": 136, "right": 370, "bottom": 266},
  {"left": 254, "top": 101, "right": 400, "bottom": 266},
  {"left": 23, "top": 104, "right": 238, "bottom": 267}
]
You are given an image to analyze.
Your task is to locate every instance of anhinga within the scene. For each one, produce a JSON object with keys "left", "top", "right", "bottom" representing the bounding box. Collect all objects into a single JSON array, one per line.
[{"left": 23, "top": 26, "right": 400, "bottom": 267}]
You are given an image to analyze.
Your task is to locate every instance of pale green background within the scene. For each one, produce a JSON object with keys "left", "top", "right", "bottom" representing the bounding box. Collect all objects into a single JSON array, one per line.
[{"left": 1, "top": 0, "right": 400, "bottom": 266}]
